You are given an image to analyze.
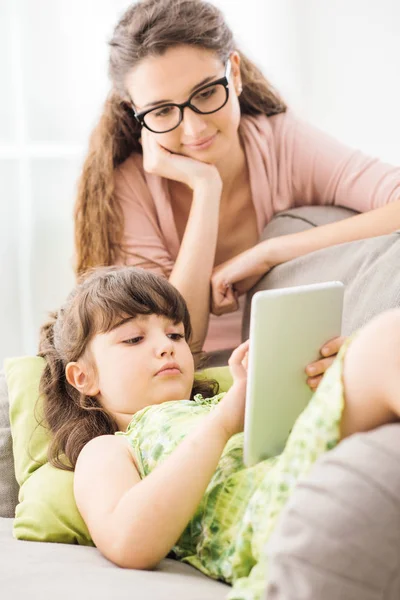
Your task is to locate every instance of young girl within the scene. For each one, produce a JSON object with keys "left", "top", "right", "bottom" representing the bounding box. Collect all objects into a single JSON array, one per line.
[
  {"left": 74, "top": 0, "right": 400, "bottom": 357},
  {"left": 39, "top": 266, "right": 400, "bottom": 600}
]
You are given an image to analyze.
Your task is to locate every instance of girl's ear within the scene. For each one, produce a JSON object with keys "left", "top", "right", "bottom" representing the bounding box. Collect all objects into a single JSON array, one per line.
[
  {"left": 65, "top": 361, "right": 100, "bottom": 397},
  {"left": 230, "top": 51, "right": 242, "bottom": 95}
]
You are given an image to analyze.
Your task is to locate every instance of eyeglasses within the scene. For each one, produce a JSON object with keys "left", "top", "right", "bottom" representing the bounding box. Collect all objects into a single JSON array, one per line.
[{"left": 133, "top": 61, "right": 231, "bottom": 134}]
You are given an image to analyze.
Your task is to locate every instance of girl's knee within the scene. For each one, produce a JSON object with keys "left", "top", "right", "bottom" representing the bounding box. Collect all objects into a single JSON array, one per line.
[
  {"left": 349, "top": 308, "right": 400, "bottom": 367},
  {"left": 340, "top": 309, "right": 400, "bottom": 437}
]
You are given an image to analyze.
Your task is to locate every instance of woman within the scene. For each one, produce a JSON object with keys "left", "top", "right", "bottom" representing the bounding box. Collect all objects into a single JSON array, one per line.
[{"left": 74, "top": 0, "right": 400, "bottom": 359}]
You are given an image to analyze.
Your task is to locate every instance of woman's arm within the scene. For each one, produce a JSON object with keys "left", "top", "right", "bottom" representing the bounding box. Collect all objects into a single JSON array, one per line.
[
  {"left": 212, "top": 112, "right": 400, "bottom": 310},
  {"left": 266, "top": 112, "right": 400, "bottom": 269},
  {"left": 211, "top": 199, "right": 400, "bottom": 310},
  {"left": 267, "top": 198, "right": 400, "bottom": 268},
  {"left": 168, "top": 174, "right": 222, "bottom": 357},
  {"left": 116, "top": 130, "right": 223, "bottom": 357},
  {"left": 141, "top": 128, "right": 223, "bottom": 356}
]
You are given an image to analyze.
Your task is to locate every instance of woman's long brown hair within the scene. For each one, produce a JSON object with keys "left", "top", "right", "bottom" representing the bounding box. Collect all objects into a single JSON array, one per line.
[
  {"left": 39, "top": 266, "right": 219, "bottom": 471},
  {"left": 74, "top": 0, "right": 287, "bottom": 277}
]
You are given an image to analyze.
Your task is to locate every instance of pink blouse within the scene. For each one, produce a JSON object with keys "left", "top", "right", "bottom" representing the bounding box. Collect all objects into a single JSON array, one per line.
[{"left": 114, "top": 110, "right": 400, "bottom": 351}]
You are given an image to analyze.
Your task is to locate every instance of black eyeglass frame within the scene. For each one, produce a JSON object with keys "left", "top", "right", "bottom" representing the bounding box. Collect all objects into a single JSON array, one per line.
[{"left": 133, "top": 60, "right": 231, "bottom": 134}]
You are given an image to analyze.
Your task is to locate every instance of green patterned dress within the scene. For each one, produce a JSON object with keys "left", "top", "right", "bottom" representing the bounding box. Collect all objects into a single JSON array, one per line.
[{"left": 116, "top": 345, "right": 348, "bottom": 600}]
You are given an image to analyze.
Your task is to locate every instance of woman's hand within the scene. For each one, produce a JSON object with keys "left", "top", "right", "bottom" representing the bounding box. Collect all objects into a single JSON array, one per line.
[
  {"left": 212, "top": 340, "right": 249, "bottom": 438},
  {"left": 305, "top": 336, "right": 347, "bottom": 391},
  {"left": 141, "top": 128, "right": 221, "bottom": 190},
  {"left": 211, "top": 246, "right": 272, "bottom": 316}
]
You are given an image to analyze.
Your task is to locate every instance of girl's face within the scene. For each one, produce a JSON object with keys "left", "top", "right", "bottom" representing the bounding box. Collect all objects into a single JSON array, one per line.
[
  {"left": 125, "top": 45, "right": 242, "bottom": 165},
  {"left": 68, "top": 314, "right": 195, "bottom": 431}
]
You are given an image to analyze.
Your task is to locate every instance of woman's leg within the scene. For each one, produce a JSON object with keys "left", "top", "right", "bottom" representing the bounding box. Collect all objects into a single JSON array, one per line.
[{"left": 340, "top": 308, "right": 400, "bottom": 438}]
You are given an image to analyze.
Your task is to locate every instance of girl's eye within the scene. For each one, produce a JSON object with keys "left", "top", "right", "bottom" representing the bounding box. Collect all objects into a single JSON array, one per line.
[
  {"left": 168, "top": 333, "right": 185, "bottom": 341},
  {"left": 123, "top": 336, "right": 143, "bottom": 345}
]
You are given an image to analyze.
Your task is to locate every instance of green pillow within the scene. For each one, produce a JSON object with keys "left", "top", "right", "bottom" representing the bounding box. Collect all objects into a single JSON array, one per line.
[
  {"left": 195, "top": 365, "right": 233, "bottom": 394},
  {"left": 5, "top": 355, "right": 232, "bottom": 545}
]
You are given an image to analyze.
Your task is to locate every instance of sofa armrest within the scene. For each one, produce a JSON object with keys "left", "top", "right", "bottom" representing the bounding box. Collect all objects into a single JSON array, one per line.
[{"left": 0, "top": 370, "right": 18, "bottom": 517}]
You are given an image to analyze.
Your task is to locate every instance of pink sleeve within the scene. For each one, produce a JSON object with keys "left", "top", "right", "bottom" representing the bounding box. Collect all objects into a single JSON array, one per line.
[
  {"left": 284, "top": 113, "right": 400, "bottom": 212},
  {"left": 113, "top": 157, "right": 174, "bottom": 277}
]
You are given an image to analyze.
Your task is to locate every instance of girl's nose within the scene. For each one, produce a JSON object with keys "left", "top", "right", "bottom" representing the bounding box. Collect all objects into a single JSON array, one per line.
[
  {"left": 156, "top": 337, "right": 175, "bottom": 358},
  {"left": 160, "top": 346, "right": 174, "bottom": 357}
]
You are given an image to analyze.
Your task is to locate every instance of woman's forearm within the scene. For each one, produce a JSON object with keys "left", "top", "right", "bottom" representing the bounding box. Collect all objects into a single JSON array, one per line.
[
  {"left": 267, "top": 199, "right": 400, "bottom": 267},
  {"left": 109, "top": 407, "right": 231, "bottom": 569},
  {"left": 237, "top": 199, "right": 400, "bottom": 281},
  {"left": 169, "top": 176, "right": 222, "bottom": 355}
]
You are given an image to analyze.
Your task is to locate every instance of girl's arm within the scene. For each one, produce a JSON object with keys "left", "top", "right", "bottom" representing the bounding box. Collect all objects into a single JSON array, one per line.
[
  {"left": 74, "top": 342, "right": 249, "bottom": 570},
  {"left": 74, "top": 416, "right": 229, "bottom": 570}
]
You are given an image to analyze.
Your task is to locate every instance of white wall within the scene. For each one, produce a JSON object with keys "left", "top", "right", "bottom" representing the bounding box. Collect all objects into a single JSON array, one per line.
[
  {"left": 1, "top": 0, "right": 400, "bottom": 364},
  {"left": 214, "top": 0, "right": 400, "bottom": 164},
  {"left": 1, "top": 0, "right": 132, "bottom": 360},
  {"left": 297, "top": 0, "right": 400, "bottom": 163}
]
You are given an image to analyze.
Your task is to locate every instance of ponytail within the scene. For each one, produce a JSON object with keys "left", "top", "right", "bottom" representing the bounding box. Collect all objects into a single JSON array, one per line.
[
  {"left": 38, "top": 312, "right": 118, "bottom": 471},
  {"left": 74, "top": 94, "right": 142, "bottom": 278},
  {"left": 238, "top": 51, "right": 286, "bottom": 117}
]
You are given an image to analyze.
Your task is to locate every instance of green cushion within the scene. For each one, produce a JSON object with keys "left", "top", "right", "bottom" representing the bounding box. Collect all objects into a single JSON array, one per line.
[
  {"left": 4, "top": 355, "right": 232, "bottom": 545},
  {"left": 197, "top": 365, "right": 233, "bottom": 394}
]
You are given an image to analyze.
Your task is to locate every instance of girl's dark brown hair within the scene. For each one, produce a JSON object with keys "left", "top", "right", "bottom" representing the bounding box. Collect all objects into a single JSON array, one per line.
[
  {"left": 74, "top": 0, "right": 286, "bottom": 276},
  {"left": 39, "top": 266, "right": 218, "bottom": 471}
]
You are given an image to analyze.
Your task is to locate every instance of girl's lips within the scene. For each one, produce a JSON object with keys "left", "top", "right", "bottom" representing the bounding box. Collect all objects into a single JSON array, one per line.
[
  {"left": 155, "top": 362, "right": 181, "bottom": 377},
  {"left": 156, "top": 368, "right": 181, "bottom": 377},
  {"left": 184, "top": 133, "right": 217, "bottom": 151}
]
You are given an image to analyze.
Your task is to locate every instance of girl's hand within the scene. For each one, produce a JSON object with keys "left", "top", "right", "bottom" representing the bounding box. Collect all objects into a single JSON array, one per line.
[
  {"left": 141, "top": 128, "right": 221, "bottom": 190},
  {"left": 212, "top": 340, "right": 249, "bottom": 438},
  {"left": 229, "top": 339, "right": 249, "bottom": 384},
  {"left": 211, "top": 248, "right": 271, "bottom": 316},
  {"left": 305, "top": 336, "right": 347, "bottom": 391}
]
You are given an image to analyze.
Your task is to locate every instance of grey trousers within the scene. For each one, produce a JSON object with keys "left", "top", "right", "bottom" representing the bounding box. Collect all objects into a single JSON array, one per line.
[{"left": 265, "top": 424, "right": 400, "bottom": 600}]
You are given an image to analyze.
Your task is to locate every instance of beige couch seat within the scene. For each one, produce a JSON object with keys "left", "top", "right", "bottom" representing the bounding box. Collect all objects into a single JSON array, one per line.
[{"left": 0, "top": 517, "right": 228, "bottom": 599}]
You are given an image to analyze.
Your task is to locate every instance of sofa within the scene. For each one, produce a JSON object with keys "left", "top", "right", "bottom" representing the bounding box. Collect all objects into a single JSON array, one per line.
[{"left": 1, "top": 205, "right": 400, "bottom": 600}]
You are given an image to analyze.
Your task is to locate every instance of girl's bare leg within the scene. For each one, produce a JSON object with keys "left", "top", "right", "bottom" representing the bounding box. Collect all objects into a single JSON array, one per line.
[{"left": 341, "top": 308, "right": 400, "bottom": 439}]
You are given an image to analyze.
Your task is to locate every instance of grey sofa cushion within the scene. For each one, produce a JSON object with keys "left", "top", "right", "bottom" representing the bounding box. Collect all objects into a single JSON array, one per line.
[
  {"left": 265, "top": 423, "right": 400, "bottom": 600},
  {"left": 243, "top": 206, "right": 400, "bottom": 339},
  {"left": 0, "top": 371, "right": 18, "bottom": 518},
  {"left": 0, "top": 517, "right": 228, "bottom": 600}
]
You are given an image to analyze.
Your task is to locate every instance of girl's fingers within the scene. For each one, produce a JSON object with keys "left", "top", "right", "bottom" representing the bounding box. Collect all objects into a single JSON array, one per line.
[
  {"left": 320, "top": 335, "right": 347, "bottom": 357},
  {"left": 242, "top": 351, "right": 249, "bottom": 371},
  {"left": 307, "top": 374, "right": 323, "bottom": 390},
  {"left": 229, "top": 340, "right": 250, "bottom": 365},
  {"left": 229, "top": 340, "right": 250, "bottom": 382},
  {"left": 306, "top": 336, "right": 347, "bottom": 378},
  {"left": 305, "top": 355, "right": 335, "bottom": 377}
]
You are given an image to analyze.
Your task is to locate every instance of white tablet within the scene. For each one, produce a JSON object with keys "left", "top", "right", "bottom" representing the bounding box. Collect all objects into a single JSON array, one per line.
[{"left": 244, "top": 281, "right": 344, "bottom": 467}]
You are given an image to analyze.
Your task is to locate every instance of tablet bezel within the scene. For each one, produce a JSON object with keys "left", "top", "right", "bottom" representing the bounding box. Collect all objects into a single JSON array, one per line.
[{"left": 244, "top": 281, "right": 344, "bottom": 466}]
